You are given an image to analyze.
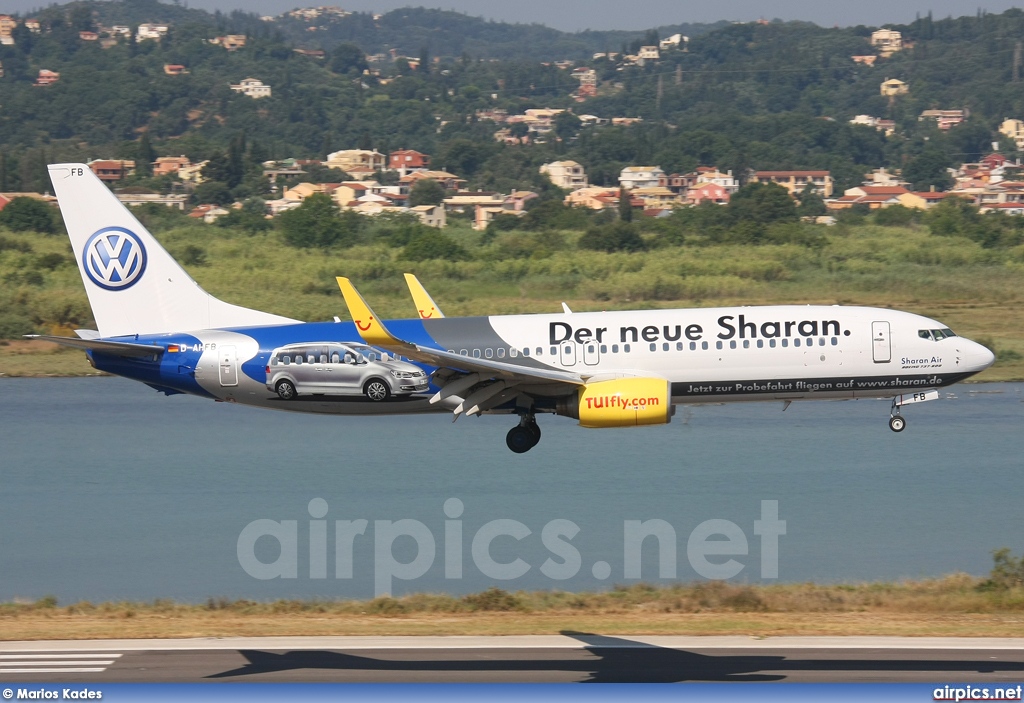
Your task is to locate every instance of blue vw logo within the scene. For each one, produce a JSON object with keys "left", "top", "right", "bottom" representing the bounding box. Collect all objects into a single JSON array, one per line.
[{"left": 82, "top": 227, "right": 147, "bottom": 291}]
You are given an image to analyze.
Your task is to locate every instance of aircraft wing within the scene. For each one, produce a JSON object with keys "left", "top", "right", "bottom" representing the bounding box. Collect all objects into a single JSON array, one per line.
[
  {"left": 25, "top": 335, "right": 165, "bottom": 358},
  {"left": 336, "top": 277, "right": 584, "bottom": 416}
]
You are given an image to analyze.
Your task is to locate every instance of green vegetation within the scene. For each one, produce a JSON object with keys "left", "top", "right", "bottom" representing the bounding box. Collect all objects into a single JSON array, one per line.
[
  {"left": 4, "top": 551, "right": 1024, "bottom": 640},
  {"left": 3, "top": 3, "right": 1024, "bottom": 197},
  {"left": 2, "top": 199, "right": 1024, "bottom": 379}
]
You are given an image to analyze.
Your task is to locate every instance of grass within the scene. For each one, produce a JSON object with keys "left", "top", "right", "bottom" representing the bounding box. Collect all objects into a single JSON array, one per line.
[
  {"left": 5, "top": 579, "right": 1024, "bottom": 640},
  {"left": 1, "top": 220, "right": 1023, "bottom": 379}
]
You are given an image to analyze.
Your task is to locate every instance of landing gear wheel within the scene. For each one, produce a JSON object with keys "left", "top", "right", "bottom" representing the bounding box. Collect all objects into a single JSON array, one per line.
[
  {"left": 526, "top": 421, "right": 541, "bottom": 444},
  {"left": 889, "top": 415, "right": 906, "bottom": 433},
  {"left": 275, "top": 379, "right": 297, "bottom": 400},
  {"left": 364, "top": 379, "right": 391, "bottom": 402},
  {"left": 506, "top": 425, "right": 536, "bottom": 454}
]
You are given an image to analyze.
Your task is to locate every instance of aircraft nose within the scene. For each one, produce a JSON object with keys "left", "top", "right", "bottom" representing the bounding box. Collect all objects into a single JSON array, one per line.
[{"left": 967, "top": 340, "right": 996, "bottom": 371}]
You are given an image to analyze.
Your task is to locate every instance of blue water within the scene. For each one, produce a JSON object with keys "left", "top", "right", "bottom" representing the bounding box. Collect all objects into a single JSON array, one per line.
[{"left": 0, "top": 377, "right": 1022, "bottom": 603}]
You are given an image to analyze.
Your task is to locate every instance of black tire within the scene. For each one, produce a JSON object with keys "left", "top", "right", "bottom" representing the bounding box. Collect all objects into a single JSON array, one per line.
[
  {"left": 526, "top": 421, "right": 541, "bottom": 445},
  {"left": 275, "top": 379, "right": 297, "bottom": 401},
  {"left": 364, "top": 378, "right": 391, "bottom": 402},
  {"left": 506, "top": 426, "right": 536, "bottom": 453},
  {"left": 889, "top": 415, "right": 906, "bottom": 433}
]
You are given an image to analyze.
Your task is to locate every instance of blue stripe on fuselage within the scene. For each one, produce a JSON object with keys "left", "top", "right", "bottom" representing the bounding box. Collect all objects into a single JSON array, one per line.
[{"left": 88, "top": 332, "right": 213, "bottom": 398}]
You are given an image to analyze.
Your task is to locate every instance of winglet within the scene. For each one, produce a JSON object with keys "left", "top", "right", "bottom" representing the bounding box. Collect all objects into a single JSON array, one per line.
[
  {"left": 403, "top": 273, "right": 445, "bottom": 319},
  {"left": 336, "top": 277, "right": 405, "bottom": 348}
]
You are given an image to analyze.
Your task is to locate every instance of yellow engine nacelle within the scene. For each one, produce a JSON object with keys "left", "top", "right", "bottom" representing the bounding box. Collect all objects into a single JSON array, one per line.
[{"left": 558, "top": 378, "right": 673, "bottom": 428}]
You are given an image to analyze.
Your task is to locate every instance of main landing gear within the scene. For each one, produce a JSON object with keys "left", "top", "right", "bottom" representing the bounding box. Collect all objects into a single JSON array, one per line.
[
  {"left": 506, "top": 415, "right": 542, "bottom": 453},
  {"left": 888, "top": 396, "right": 906, "bottom": 432}
]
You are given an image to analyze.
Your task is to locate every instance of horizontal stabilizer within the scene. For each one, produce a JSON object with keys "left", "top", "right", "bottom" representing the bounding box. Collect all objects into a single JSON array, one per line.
[{"left": 26, "top": 334, "right": 165, "bottom": 358}]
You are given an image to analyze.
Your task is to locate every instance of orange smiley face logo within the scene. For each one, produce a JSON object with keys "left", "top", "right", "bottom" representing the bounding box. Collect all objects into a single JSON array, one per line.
[
  {"left": 356, "top": 317, "right": 373, "bottom": 331},
  {"left": 420, "top": 308, "right": 434, "bottom": 319}
]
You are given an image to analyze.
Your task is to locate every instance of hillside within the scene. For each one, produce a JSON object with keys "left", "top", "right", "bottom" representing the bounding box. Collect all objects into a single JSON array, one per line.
[{"left": 0, "top": 3, "right": 1020, "bottom": 198}]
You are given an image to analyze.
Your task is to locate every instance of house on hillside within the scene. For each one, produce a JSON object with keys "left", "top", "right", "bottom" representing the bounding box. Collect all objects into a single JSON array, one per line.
[
  {"left": 880, "top": 78, "right": 908, "bottom": 96},
  {"left": 619, "top": 166, "right": 665, "bottom": 190},
  {"left": 152, "top": 156, "right": 192, "bottom": 177},
  {"left": 34, "top": 69, "right": 59, "bottom": 86},
  {"left": 919, "top": 109, "right": 966, "bottom": 131},
  {"left": 230, "top": 78, "right": 271, "bottom": 98},
  {"left": 88, "top": 159, "right": 135, "bottom": 182},
  {"left": 410, "top": 205, "right": 446, "bottom": 228},
  {"left": 871, "top": 29, "right": 903, "bottom": 57},
  {"left": 754, "top": 170, "right": 834, "bottom": 197},
  {"left": 685, "top": 182, "right": 730, "bottom": 205},
  {"left": 164, "top": 64, "right": 189, "bottom": 75},
  {"left": 388, "top": 149, "right": 430, "bottom": 175},
  {"left": 326, "top": 149, "right": 385, "bottom": 174},
  {"left": 136, "top": 24, "right": 169, "bottom": 42},
  {"left": 540, "top": 161, "right": 588, "bottom": 190}
]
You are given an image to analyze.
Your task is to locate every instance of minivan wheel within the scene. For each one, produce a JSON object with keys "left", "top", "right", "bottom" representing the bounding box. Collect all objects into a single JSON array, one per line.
[
  {"left": 364, "top": 379, "right": 391, "bottom": 401},
  {"left": 275, "top": 379, "right": 297, "bottom": 400}
]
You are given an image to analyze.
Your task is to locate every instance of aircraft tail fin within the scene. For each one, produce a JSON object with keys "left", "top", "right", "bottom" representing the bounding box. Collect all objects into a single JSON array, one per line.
[
  {"left": 48, "top": 163, "right": 297, "bottom": 338},
  {"left": 403, "top": 273, "right": 445, "bottom": 319}
]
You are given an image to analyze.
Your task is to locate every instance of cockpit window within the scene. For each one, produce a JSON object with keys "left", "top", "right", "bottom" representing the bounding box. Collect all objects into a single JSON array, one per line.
[
  {"left": 919, "top": 328, "right": 957, "bottom": 341},
  {"left": 918, "top": 330, "right": 933, "bottom": 341}
]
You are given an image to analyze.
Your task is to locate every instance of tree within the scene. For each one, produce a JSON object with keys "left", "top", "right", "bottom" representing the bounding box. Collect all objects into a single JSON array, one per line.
[
  {"left": 136, "top": 133, "right": 155, "bottom": 178},
  {"left": 192, "top": 181, "right": 233, "bottom": 206},
  {"left": 0, "top": 197, "right": 56, "bottom": 234},
  {"left": 279, "top": 193, "right": 359, "bottom": 248},
  {"left": 578, "top": 221, "right": 646, "bottom": 252},
  {"left": 728, "top": 182, "right": 798, "bottom": 225},
  {"left": 618, "top": 187, "right": 634, "bottom": 222},
  {"left": 902, "top": 147, "right": 954, "bottom": 192},
  {"left": 796, "top": 183, "right": 826, "bottom": 218},
  {"left": 330, "top": 43, "right": 368, "bottom": 75},
  {"left": 399, "top": 230, "right": 469, "bottom": 261},
  {"left": 553, "top": 112, "right": 582, "bottom": 142},
  {"left": 409, "top": 178, "right": 446, "bottom": 207}
]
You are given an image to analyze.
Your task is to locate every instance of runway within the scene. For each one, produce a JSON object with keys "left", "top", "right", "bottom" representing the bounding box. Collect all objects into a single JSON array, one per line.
[{"left": 2, "top": 635, "right": 1024, "bottom": 682}]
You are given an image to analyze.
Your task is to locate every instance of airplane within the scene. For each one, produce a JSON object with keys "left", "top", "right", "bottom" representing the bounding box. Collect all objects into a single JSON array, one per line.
[{"left": 32, "top": 163, "right": 996, "bottom": 453}]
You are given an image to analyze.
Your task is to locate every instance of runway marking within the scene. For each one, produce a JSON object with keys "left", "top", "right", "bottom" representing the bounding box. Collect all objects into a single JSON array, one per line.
[{"left": 0, "top": 652, "right": 121, "bottom": 674}]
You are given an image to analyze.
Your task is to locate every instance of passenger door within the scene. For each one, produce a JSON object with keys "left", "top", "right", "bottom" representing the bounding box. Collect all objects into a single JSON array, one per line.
[
  {"left": 218, "top": 345, "right": 238, "bottom": 387},
  {"left": 872, "top": 321, "right": 891, "bottom": 363},
  {"left": 582, "top": 340, "right": 600, "bottom": 366}
]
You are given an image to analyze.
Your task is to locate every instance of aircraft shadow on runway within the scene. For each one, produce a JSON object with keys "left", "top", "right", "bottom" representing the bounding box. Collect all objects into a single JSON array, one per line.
[{"left": 206, "top": 631, "right": 1024, "bottom": 683}]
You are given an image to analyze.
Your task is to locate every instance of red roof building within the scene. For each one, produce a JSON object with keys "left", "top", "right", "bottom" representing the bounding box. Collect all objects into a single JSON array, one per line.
[{"left": 389, "top": 149, "right": 431, "bottom": 172}]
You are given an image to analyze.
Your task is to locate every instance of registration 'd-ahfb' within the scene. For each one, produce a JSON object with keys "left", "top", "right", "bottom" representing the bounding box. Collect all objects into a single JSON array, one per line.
[{"left": 34, "top": 163, "right": 996, "bottom": 453}]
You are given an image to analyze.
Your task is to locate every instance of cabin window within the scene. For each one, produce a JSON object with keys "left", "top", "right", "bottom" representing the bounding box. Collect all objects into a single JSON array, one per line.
[
  {"left": 663, "top": 343, "right": 670, "bottom": 352},
  {"left": 831, "top": 337, "right": 838, "bottom": 346},
  {"left": 781, "top": 339, "right": 789, "bottom": 348},
  {"left": 794, "top": 339, "right": 801, "bottom": 348},
  {"left": 729, "top": 340, "right": 737, "bottom": 349},
  {"left": 473, "top": 349, "right": 481, "bottom": 358},
  {"left": 588, "top": 345, "right": 595, "bottom": 354},
  {"left": 624, "top": 344, "right": 631, "bottom": 353},
  {"left": 690, "top": 342, "right": 697, "bottom": 351},
  {"left": 819, "top": 338, "right": 826, "bottom": 346},
  {"left": 701, "top": 341, "right": 709, "bottom": 350},
  {"left": 650, "top": 343, "right": 657, "bottom": 352},
  {"left": 509, "top": 348, "right": 517, "bottom": 357},
  {"left": 522, "top": 348, "right": 530, "bottom": 356},
  {"left": 485, "top": 348, "right": 493, "bottom": 358},
  {"left": 757, "top": 340, "right": 764, "bottom": 349},
  {"left": 536, "top": 347, "right": 543, "bottom": 356},
  {"left": 743, "top": 340, "right": 750, "bottom": 349},
  {"left": 676, "top": 342, "right": 684, "bottom": 351},
  {"left": 497, "top": 348, "right": 505, "bottom": 358},
  {"left": 460, "top": 349, "right": 468, "bottom": 356},
  {"left": 550, "top": 346, "right": 557, "bottom": 356},
  {"left": 769, "top": 339, "right": 777, "bottom": 348},
  {"left": 612, "top": 344, "right": 619, "bottom": 353},
  {"left": 716, "top": 341, "right": 723, "bottom": 350},
  {"left": 600, "top": 345, "right": 608, "bottom": 353}
]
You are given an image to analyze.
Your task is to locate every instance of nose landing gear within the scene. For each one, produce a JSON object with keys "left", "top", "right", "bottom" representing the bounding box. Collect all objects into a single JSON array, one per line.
[
  {"left": 506, "top": 415, "right": 541, "bottom": 453},
  {"left": 888, "top": 396, "right": 906, "bottom": 432}
]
